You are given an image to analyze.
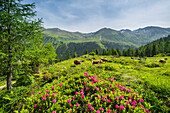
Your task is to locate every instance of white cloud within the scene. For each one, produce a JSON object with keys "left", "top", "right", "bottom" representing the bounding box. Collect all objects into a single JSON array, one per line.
[{"left": 24, "top": 0, "right": 170, "bottom": 33}]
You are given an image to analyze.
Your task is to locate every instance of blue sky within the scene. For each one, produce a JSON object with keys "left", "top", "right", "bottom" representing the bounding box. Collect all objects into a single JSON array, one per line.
[{"left": 23, "top": 0, "right": 170, "bottom": 33}]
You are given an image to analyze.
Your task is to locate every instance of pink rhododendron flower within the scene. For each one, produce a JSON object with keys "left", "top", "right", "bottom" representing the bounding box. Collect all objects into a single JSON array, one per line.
[
  {"left": 70, "top": 110, "right": 72, "bottom": 113},
  {"left": 115, "top": 105, "right": 119, "bottom": 109},
  {"left": 107, "top": 108, "right": 111, "bottom": 113},
  {"left": 38, "top": 92, "right": 41, "bottom": 94},
  {"left": 53, "top": 99, "right": 56, "bottom": 103},
  {"left": 90, "top": 107, "right": 94, "bottom": 110},
  {"left": 80, "top": 89, "right": 83, "bottom": 92},
  {"left": 87, "top": 108, "right": 90, "bottom": 111},
  {"left": 95, "top": 87, "right": 98, "bottom": 90},
  {"left": 100, "top": 107, "right": 104, "bottom": 111},
  {"left": 91, "top": 81, "right": 94, "bottom": 85},
  {"left": 109, "top": 85, "right": 112, "bottom": 87},
  {"left": 126, "top": 101, "right": 130, "bottom": 105},
  {"left": 115, "top": 96, "right": 119, "bottom": 100},
  {"left": 133, "top": 105, "right": 135, "bottom": 109},
  {"left": 76, "top": 103, "right": 79, "bottom": 107},
  {"left": 107, "top": 99, "right": 111, "bottom": 103},
  {"left": 86, "top": 87, "right": 90, "bottom": 90},
  {"left": 119, "top": 95, "right": 124, "bottom": 99},
  {"left": 140, "top": 105, "right": 144, "bottom": 108},
  {"left": 120, "top": 105, "right": 125, "bottom": 110},
  {"left": 82, "top": 95, "right": 85, "bottom": 98},
  {"left": 88, "top": 103, "right": 91, "bottom": 107},
  {"left": 99, "top": 90, "right": 101, "bottom": 92},
  {"left": 83, "top": 82, "right": 86, "bottom": 85},
  {"left": 52, "top": 111, "right": 56, "bottom": 113},
  {"left": 70, "top": 104, "right": 72, "bottom": 107},
  {"left": 96, "top": 110, "right": 100, "bottom": 113},
  {"left": 67, "top": 99, "right": 71, "bottom": 103},
  {"left": 46, "top": 94, "right": 49, "bottom": 97},
  {"left": 52, "top": 87, "right": 54, "bottom": 90},
  {"left": 102, "top": 98, "right": 106, "bottom": 101},
  {"left": 135, "top": 92, "right": 138, "bottom": 94},
  {"left": 87, "top": 93, "right": 89, "bottom": 96},
  {"left": 34, "top": 104, "right": 37, "bottom": 108},
  {"left": 42, "top": 96, "right": 46, "bottom": 100},
  {"left": 145, "top": 109, "right": 149, "bottom": 113},
  {"left": 80, "top": 92, "right": 84, "bottom": 95},
  {"left": 72, "top": 97, "right": 76, "bottom": 100},
  {"left": 97, "top": 97, "right": 101, "bottom": 99},
  {"left": 53, "top": 93, "right": 56, "bottom": 97},
  {"left": 75, "top": 92, "right": 78, "bottom": 95},
  {"left": 139, "top": 99, "right": 144, "bottom": 103},
  {"left": 46, "top": 90, "right": 50, "bottom": 93}
]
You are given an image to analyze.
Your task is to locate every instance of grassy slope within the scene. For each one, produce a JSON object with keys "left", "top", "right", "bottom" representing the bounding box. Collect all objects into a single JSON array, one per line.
[{"left": 0, "top": 55, "right": 169, "bottom": 112}]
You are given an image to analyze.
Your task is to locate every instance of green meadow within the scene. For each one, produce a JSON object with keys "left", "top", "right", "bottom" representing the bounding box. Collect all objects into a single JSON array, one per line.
[{"left": 0, "top": 55, "right": 169, "bottom": 113}]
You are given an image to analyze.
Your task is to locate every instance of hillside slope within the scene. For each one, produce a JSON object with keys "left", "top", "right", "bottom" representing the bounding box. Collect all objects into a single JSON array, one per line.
[{"left": 43, "top": 26, "right": 170, "bottom": 59}]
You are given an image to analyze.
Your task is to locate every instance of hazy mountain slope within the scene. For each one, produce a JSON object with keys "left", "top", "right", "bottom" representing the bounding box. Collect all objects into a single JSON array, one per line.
[{"left": 43, "top": 26, "right": 170, "bottom": 59}]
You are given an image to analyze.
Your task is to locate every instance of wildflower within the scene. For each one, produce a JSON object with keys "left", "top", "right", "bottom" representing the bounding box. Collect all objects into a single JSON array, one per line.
[
  {"left": 80, "top": 92, "right": 84, "bottom": 95},
  {"left": 88, "top": 103, "right": 91, "bottom": 107},
  {"left": 83, "top": 82, "right": 86, "bottom": 85},
  {"left": 140, "top": 105, "right": 144, "bottom": 108},
  {"left": 42, "top": 96, "right": 46, "bottom": 100},
  {"left": 90, "top": 107, "right": 94, "bottom": 110},
  {"left": 102, "top": 98, "right": 106, "bottom": 101},
  {"left": 72, "top": 97, "right": 76, "bottom": 100},
  {"left": 75, "top": 92, "right": 78, "bottom": 95},
  {"left": 107, "top": 99, "right": 111, "bottom": 103},
  {"left": 139, "top": 99, "right": 144, "bottom": 103},
  {"left": 119, "top": 95, "right": 124, "bottom": 99},
  {"left": 52, "top": 111, "right": 56, "bottom": 113},
  {"left": 115, "top": 96, "right": 119, "bottom": 100},
  {"left": 115, "top": 105, "right": 119, "bottom": 109},
  {"left": 76, "top": 103, "right": 79, "bottom": 107},
  {"left": 38, "top": 92, "right": 41, "bottom": 94},
  {"left": 70, "top": 104, "right": 72, "bottom": 107},
  {"left": 99, "top": 90, "right": 101, "bottom": 92},
  {"left": 46, "top": 90, "right": 50, "bottom": 93},
  {"left": 53, "top": 99, "right": 56, "bottom": 103},
  {"left": 126, "top": 101, "right": 130, "bottom": 105},
  {"left": 53, "top": 93, "right": 56, "bottom": 97},
  {"left": 46, "top": 94, "right": 49, "bottom": 97},
  {"left": 120, "top": 105, "right": 125, "bottom": 110},
  {"left": 67, "top": 99, "right": 71, "bottom": 103},
  {"left": 97, "top": 97, "right": 101, "bottom": 99},
  {"left": 107, "top": 108, "right": 111, "bottom": 113},
  {"left": 87, "top": 93, "right": 89, "bottom": 96},
  {"left": 100, "top": 107, "right": 104, "bottom": 111},
  {"left": 34, "top": 104, "right": 37, "bottom": 108},
  {"left": 87, "top": 108, "right": 90, "bottom": 111},
  {"left": 96, "top": 110, "right": 100, "bottom": 113},
  {"left": 52, "top": 87, "right": 54, "bottom": 90},
  {"left": 86, "top": 87, "right": 90, "bottom": 90},
  {"left": 70, "top": 110, "right": 72, "bottom": 113},
  {"left": 80, "top": 89, "right": 83, "bottom": 92},
  {"left": 145, "top": 109, "right": 149, "bottom": 113},
  {"left": 82, "top": 95, "right": 85, "bottom": 98}
]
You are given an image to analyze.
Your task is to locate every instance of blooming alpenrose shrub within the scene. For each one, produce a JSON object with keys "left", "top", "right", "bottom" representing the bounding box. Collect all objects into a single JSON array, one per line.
[{"left": 14, "top": 72, "right": 150, "bottom": 113}]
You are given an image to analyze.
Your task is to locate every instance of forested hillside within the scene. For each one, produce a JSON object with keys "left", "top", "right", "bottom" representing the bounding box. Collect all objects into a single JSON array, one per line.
[{"left": 43, "top": 27, "right": 170, "bottom": 60}]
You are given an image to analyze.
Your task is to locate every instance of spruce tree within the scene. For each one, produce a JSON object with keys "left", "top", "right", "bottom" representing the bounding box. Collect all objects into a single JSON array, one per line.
[
  {"left": 0, "top": 0, "right": 43, "bottom": 89},
  {"left": 85, "top": 49, "right": 88, "bottom": 54},
  {"left": 96, "top": 49, "right": 99, "bottom": 55},
  {"left": 73, "top": 52, "right": 77, "bottom": 58}
]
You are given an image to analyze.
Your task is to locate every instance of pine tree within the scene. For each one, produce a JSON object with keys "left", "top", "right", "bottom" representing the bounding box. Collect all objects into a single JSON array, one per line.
[
  {"left": 73, "top": 52, "right": 77, "bottom": 58},
  {"left": 0, "top": 0, "right": 43, "bottom": 89},
  {"left": 96, "top": 49, "right": 99, "bottom": 55},
  {"left": 67, "top": 50, "right": 72, "bottom": 59},
  {"left": 85, "top": 49, "right": 88, "bottom": 54}
]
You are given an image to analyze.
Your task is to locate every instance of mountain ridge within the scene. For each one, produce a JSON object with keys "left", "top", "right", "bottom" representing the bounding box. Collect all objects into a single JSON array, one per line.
[{"left": 43, "top": 26, "right": 170, "bottom": 60}]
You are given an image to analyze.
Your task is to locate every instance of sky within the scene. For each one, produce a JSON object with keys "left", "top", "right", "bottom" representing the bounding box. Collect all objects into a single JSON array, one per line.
[{"left": 23, "top": 0, "right": 170, "bottom": 33}]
